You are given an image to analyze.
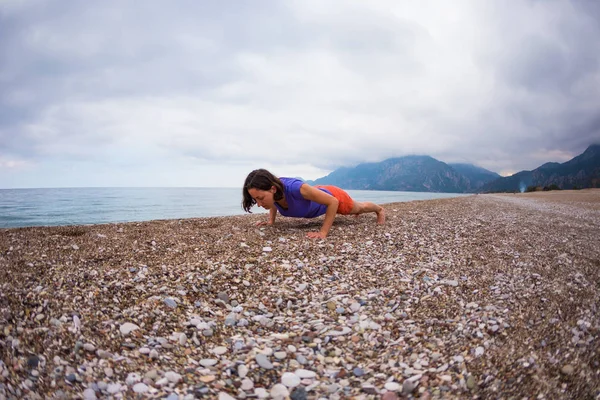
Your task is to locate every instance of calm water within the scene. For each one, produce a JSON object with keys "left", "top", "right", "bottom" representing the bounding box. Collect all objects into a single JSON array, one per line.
[{"left": 0, "top": 187, "right": 467, "bottom": 228}]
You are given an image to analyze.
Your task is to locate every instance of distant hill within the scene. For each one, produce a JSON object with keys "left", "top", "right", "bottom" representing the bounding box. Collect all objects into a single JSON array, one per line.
[
  {"left": 308, "top": 155, "right": 499, "bottom": 193},
  {"left": 478, "top": 144, "right": 600, "bottom": 192},
  {"left": 448, "top": 163, "right": 501, "bottom": 190}
]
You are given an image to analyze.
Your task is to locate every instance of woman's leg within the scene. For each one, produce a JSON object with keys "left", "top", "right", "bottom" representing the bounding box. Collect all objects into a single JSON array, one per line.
[
  {"left": 349, "top": 201, "right": 385, "bottom": 224},
  {"left": 317, "top": 185, "right": 385, "bottom": 224}
]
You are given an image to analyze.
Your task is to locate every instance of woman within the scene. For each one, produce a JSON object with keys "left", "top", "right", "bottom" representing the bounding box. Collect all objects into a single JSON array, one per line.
[{"left": 242, "top": 169, "right": 385, "bottom": 238}]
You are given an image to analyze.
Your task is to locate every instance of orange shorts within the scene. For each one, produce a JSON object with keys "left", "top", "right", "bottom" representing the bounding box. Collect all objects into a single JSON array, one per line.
[{"left": 316, "top": 185, "right": 355, "bottom": 215}]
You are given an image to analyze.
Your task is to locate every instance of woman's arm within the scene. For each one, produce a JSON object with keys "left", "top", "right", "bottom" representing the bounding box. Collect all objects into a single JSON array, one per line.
[
  {"left": 299, "top": 183, "right": 339, "bottom": 238},
  {"left": 257, "top": 207, "right": 277, "bottom": 226}
]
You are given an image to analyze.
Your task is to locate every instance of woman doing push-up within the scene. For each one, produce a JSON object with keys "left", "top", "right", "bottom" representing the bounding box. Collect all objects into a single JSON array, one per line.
[{"left": 242, "top": 169, "right": 385, "bottom": 239}]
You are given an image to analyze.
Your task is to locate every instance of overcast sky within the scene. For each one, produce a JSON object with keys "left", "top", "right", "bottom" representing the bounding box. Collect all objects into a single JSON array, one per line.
[{"left": 1, "top": 0, "right": 599, "bottom": 188}]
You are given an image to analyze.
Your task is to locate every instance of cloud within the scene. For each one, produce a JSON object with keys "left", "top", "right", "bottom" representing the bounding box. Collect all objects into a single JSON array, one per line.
[{"left": 1, "top": 0, "right": 599, "bottom": 187}]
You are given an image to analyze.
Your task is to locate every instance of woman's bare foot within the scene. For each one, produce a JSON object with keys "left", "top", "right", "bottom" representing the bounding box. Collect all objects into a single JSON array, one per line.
[{"left": 376, "top": 208, "right": 385, "bottom": 224}]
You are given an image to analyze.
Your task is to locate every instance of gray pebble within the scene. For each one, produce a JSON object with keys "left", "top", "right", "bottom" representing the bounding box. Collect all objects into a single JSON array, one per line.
[
  {"left": 255, "top": 354, "right": 273, "bottom": 369},
  {"left": 296, "top": 355, "right": 307, "bottom": 365},
  {"left": 217, "top": 292, "right": 230, "bottom": 303},
  {"left": 403, "top": 380, "right": 417, "bottom": 394},
  {"left": 164, "top": 298, "right": 177, "bottom": 308},
  {"left": 290, "top": 386, "right": 308, "bottom": 400}
]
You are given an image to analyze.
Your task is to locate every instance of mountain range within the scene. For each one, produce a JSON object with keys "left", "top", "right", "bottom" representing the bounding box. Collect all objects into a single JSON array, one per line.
[{"left": 307, "top": 144, "right": 600, "bottom": 193}]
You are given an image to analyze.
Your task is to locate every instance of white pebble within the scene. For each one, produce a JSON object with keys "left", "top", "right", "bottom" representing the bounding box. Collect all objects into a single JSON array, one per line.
[
  {"left": 83, "top": 343, "right": 95, "bottom": 352},
  {"left": 218, "top": 392, "right": 236, "bottom": 400},
  {"left": 179, "top": 333, "right": 187, "bottom": 346},
  {"left": 106, "top": 383, "right": 121, "bottom": 394},
  {"left": 125, "top": 373, "right": 140, "bottom": 386},
  {"left": 119, "top": 322, "right": 139, "bottom": 336},
  {"left": 270, "top": 384, "right": 289, "bottom": 399},
  {"left": 200, "top": 359, "right": 218, "bottom": 367},
  {"left": 133, "top": 383, "right": 149, "bottom": 393},
  {"left": 241, "top": 378, "right": 254, "bottom": 390},
  {"left": 295, "top": 369, "right": 317, "bottom": 379},
  {"left": 165, "top": 371, "right": 182, "bottom": 383},
  {"left": 281, "top": 372, "right": 301, "bottom": 388}
]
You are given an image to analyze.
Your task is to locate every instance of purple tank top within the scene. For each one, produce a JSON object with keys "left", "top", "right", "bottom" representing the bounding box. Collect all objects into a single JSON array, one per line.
[{"left": 275, "top": 177, "right": 332, "bottom": 218}]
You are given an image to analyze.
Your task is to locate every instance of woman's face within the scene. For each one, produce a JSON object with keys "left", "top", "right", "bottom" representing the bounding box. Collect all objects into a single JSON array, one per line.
[{"left": 248, "top": 186, "right": 276, "bottom": 209}]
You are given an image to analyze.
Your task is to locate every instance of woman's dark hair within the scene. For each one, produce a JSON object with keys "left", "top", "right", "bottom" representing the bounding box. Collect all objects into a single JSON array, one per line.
[{"left": 242, "top": 169, "right": 284, "bottom": 213}]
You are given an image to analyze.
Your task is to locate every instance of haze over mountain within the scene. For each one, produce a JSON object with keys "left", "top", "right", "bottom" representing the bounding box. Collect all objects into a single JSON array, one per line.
[
  {"left": 479, "top": 144, "right": 600, "bottom": 192},
  {"left": 308, "top": 144, "right": 600, "bottom": 193},
  {"left": 308, "top": 156, "right": 499, "bottom": 193}
]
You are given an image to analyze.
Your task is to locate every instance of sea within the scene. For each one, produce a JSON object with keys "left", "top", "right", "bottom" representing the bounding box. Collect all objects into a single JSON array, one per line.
[{"left": 0, "top": 187, "right": 468, "bottom": 229}]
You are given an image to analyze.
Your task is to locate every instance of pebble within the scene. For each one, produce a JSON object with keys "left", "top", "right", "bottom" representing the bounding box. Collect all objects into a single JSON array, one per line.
[
  {"left": 125, "top": 373, "right": 141, "bottom": 386},
  {"left": 241, "top": 378, "right": 254, "bottom": 390},
  {"left": 217, "top": 292, "right": 230, "bottom": 303},
  {"left": 97, "top": 350, "right": 112, "bottom": 359},
  {"left": 290, "top": 386, "right": 308, "bottom": 400},
  {"left": 384, "top": 381, "right": 401, "bottom": 391},
  {"left": 224, "top": 314, "right": 237, "bottom": 326},
  {"left": 403, "top": 379, "right": 418, "bottom": 395},
  {"left": 295, "top": 369, "right": 317, "bottom": 379},
  {"left": 212, "top": 346, "right": 228, "bottom": 355},
  {"left": 281, "top": 372, "right": 301, "bottom": 387},
  {"left": 106, "top": 383, "right": 121, "bottom": 394},
  {"left": 82, "top": 388, "right": 96, "bottom": 399},
  {"left": 467, "top": 375, "right": 477, "bottom": 389},
  {"left": 83, "top": 343, "right": 95, "bottom": 352},
  {"left": 164, "top": 298, "right": 177, "bottom": 308},
  {"left": 238, "top": 364, "right": 249, "bottom": 378},
  {"left": 132, "top": 382, "right": 149, "bottom": 393},
  {"left": 200, "top": 359, "right": 218, "bottom": 367},
  {"left": 296, "top": 355, "right": 307, "bottom": 365},
  {"left": 27, "top": 356, "right": 40, "bottom": 368},
  {"left": 254, "top": 388, "right": 269, "bottom": 399},
  {"left": 179, "top": 333, "right": 187, "bottom": 345},
  {"left": 561, "top": 365, "right": 575, "bottom": 375},
  {"left": 255, "top": 354, "right": 273, "bottom": 369},
  {"left": 202, "top": 328, "right": 214, "bottom": 337},
  {"left": 165, "top": 371, "right": 182, "bottom": 383},
  {"left": 119, "top": 322, "right": 139, "bottom": 335},
  {"left": 270, "top": 384, "right": 289, "bottom": 399},
  {"left": 219, "top": 392, "right": 236, "bottom": 400}
]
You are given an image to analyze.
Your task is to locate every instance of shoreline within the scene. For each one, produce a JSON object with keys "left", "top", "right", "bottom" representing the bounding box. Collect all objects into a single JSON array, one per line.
[
  {"left": 1, "top": 190, "right": 599, "bottom": 398},
  {"left": 0, "top": 189, "right": 469, "bottom": 230}
]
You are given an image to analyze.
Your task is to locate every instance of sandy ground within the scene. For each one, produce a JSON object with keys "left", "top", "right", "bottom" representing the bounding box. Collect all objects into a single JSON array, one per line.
[{"left": 0, "top": 189, "right": 599, "bottom": 399}]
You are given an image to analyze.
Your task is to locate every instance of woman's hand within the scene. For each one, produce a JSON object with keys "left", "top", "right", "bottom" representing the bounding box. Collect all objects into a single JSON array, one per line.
[
  {"left": 255, "top": 221, "right": 273, "bottom": 227},
  {"left": 307, "top": 231, "right": 326, "bottom": 239}
]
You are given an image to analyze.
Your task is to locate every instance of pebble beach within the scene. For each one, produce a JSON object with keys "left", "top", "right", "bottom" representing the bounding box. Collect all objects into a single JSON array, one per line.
[{"left": 1, "top": 190, "right": 599, "bottom": 399}]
